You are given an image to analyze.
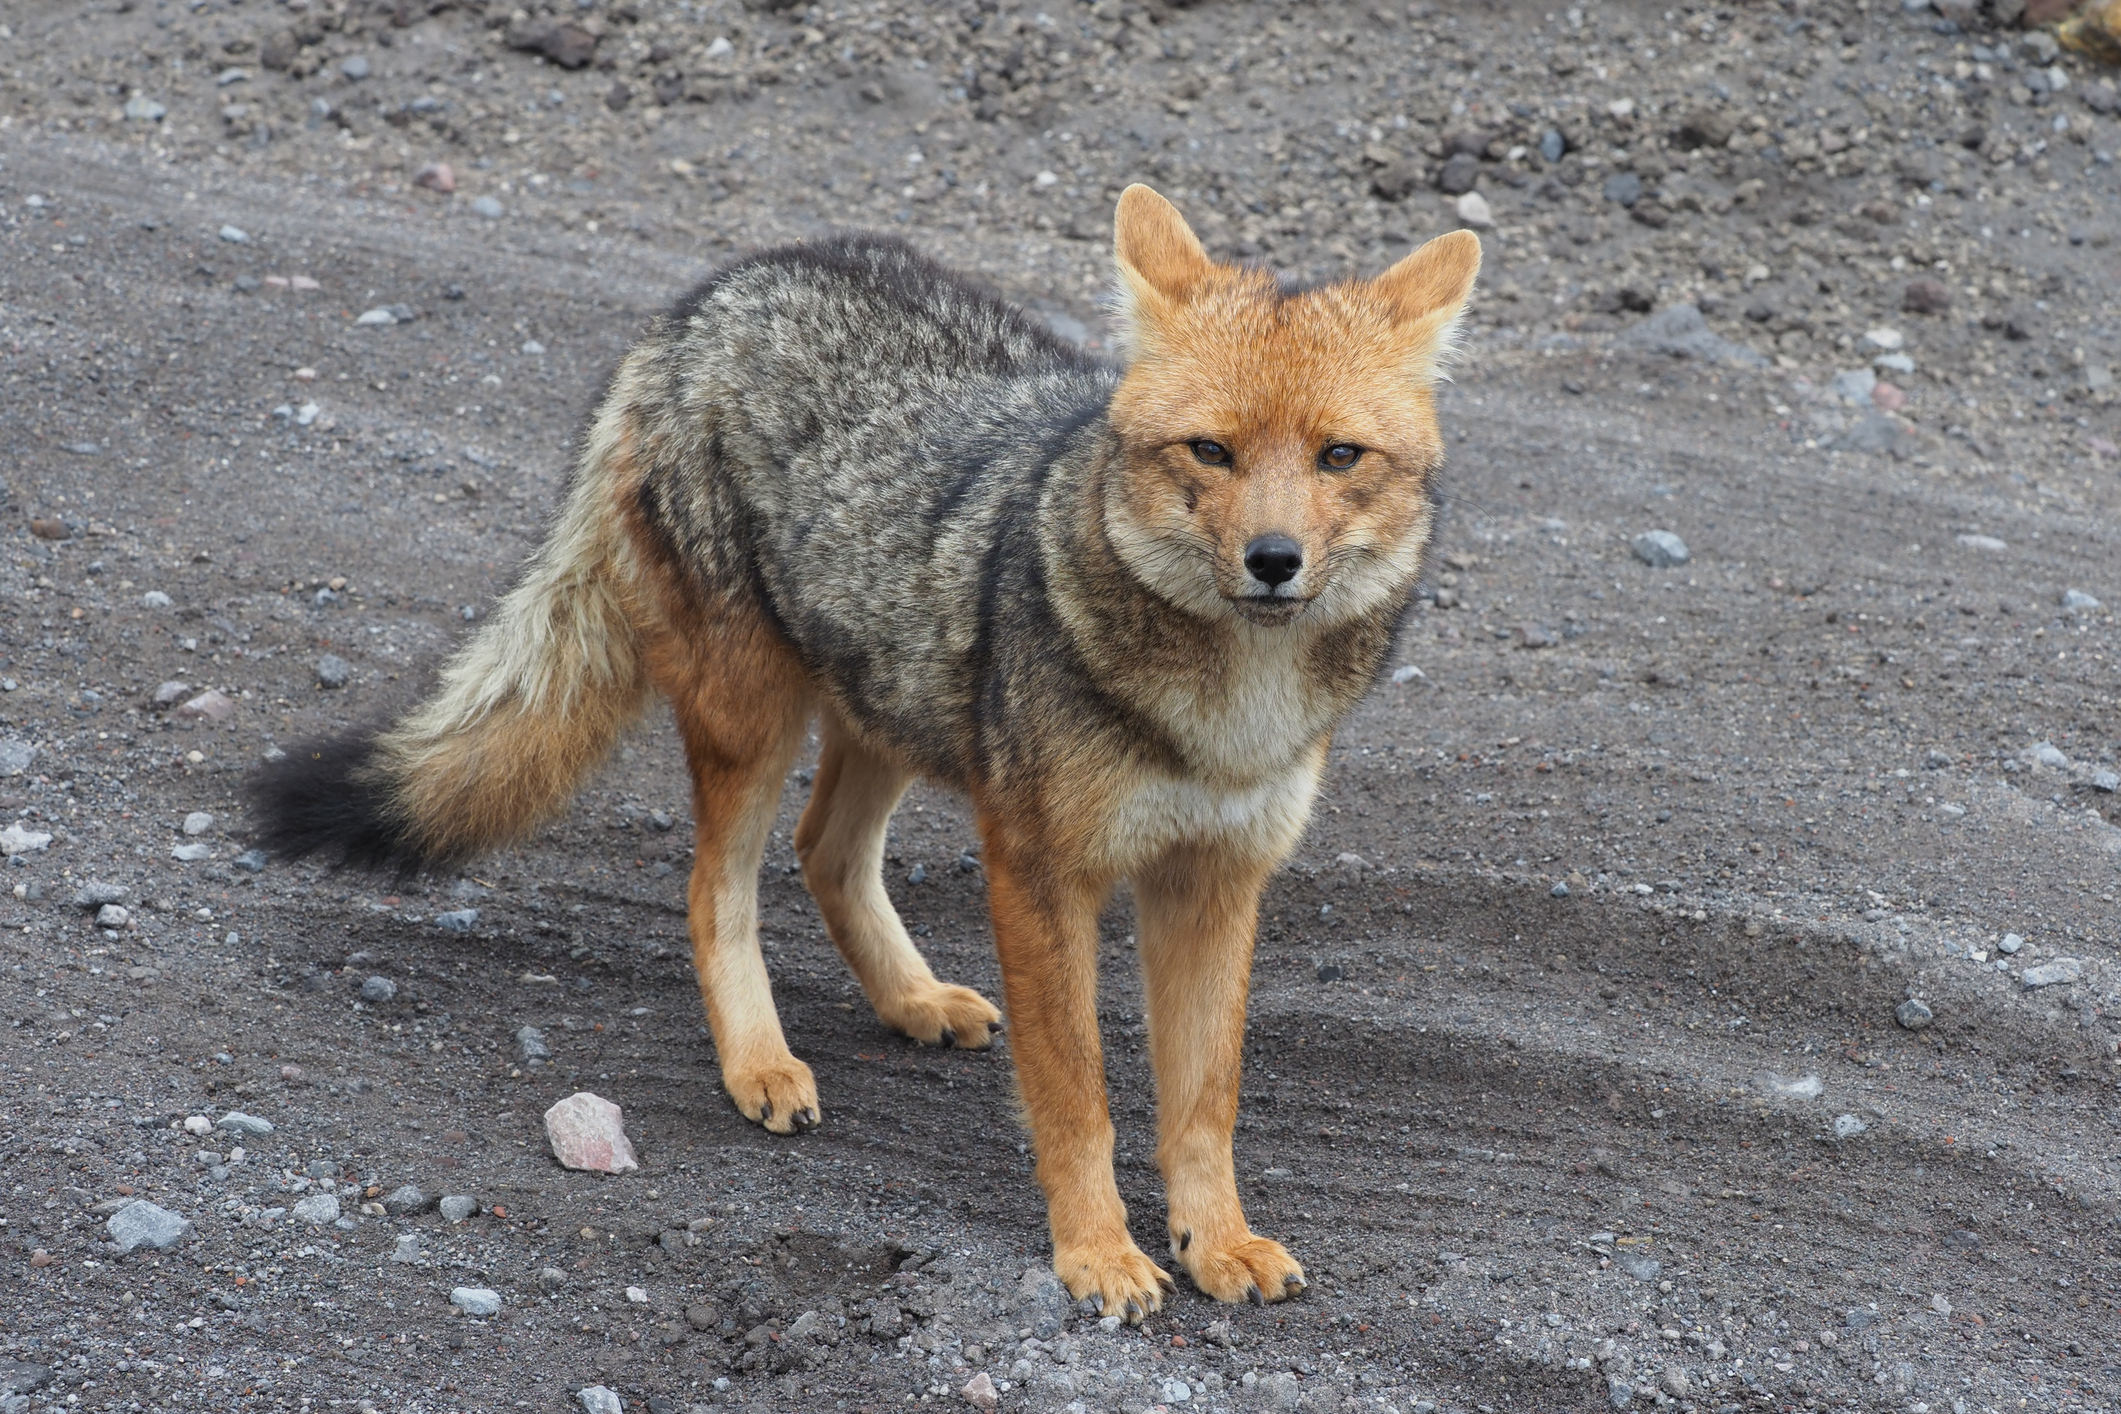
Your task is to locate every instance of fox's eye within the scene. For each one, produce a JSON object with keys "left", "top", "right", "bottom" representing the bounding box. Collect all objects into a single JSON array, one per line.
[
  {"left": 1321, "top": 444, "right": 1362, "bottom": 470},
  {"left": 1190, "top": 440, "right": 1230, "bottom": 466}
]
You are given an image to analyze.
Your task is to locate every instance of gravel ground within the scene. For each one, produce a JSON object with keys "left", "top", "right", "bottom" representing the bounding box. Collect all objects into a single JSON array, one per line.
[{"left": 3, "top": 2, "right": 2120, "bottom": 1414}]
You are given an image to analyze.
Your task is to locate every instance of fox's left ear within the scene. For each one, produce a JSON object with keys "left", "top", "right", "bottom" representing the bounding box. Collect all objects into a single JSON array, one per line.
[
  {"left": 1111, "top": 184, "right": 1214, "bottom": 359},
  {"left": 1369, "top": 230, "right": 1483, "bottom": 376}
]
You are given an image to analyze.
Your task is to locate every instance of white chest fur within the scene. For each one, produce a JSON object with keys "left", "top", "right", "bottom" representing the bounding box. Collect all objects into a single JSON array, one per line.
[{"left": 1103, "top": 757, "right": 1322, "bottom": 874}]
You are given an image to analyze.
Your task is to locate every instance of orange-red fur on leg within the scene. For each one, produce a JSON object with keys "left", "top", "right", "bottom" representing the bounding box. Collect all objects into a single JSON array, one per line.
[
  {"left": 981, "top": 815, "right": 1172, "bottom": 1321},
  {"left": 1136, "top": 843, "right": 1306, "bottom": 1304}
]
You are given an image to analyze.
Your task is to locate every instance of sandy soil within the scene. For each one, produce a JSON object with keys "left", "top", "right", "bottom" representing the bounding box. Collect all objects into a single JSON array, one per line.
[{"left": 2, "top": 2, "right": 2119, "bottom": 1414}]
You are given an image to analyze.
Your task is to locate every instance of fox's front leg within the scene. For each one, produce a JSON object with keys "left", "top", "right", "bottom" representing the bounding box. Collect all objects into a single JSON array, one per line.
[
  {"left": 982, "top": 818, "right": 1172, "bottom": 1323},
  {"left": 1136, "top": 845, "right": 1306, "bottom": 1305}
]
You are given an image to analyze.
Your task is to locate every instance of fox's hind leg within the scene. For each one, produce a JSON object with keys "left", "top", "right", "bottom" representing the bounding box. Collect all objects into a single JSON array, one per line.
[
  {"left": 663, "top": 617, "right": 819, "bottom": 1134},
  {"left": 795, "top": 715, "right": 1002, "bottom": 1048},
  {"left": 1136, "top": 843, "right": 1307, "bottom": 1305}
]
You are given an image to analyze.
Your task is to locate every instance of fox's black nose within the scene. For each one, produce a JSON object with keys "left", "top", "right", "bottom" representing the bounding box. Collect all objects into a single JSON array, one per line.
[{"left": 1243, "top": 536, "right": 1304, "bottom": 588}]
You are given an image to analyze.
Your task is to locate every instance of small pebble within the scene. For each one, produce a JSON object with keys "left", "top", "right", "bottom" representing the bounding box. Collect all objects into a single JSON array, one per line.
[
  {"left": 516, "top": 1026, "right": 552, "bottom": 1064},
  {"left": 434, "top": 908, "right": 479, "bottom": 933},
  {"left": 1831, "top": 1114, "right": 1868, "bottom": 1140},
  {"left": 95, "top": 903, "right": 131, "bottom": 928},
  {"left": 2021, "top": 958, "right": 2083, "bottom": 989},
  {"left": 545, "top": 1091, "right": 640, "bottom": 1173},
  {"left": 577, "top": 1387, "right": 623, "bottom": 1414},
  {"left": 182, "top": 811, "right": 215, "bottom": 835},
  {"left": 218, "top": 1111, "right": 274, "bottom": 1135},
  {"left": 1550, "top": 882, "right": 1570, "bottom": 898},
  {"left": 1630, "top": 530, "right": 1690, "bottom": 569},
  {"left": 414, "top": 162, "right": 456, "bottom": 194},
  {"left": 73, "top": 880, "right": 127, "bottom": 908},
  {"left": 315, "top": 654, "right": 352, "bottom": 689},
  {"left": 170, "top": 842, "right": 211, "bottom": 863},
  {"left": 1454, "top": 191, "right": 1495, "bottom": 228},
  {"left": 382, "top": 1185, "right": 431, "bottom": 1216},
  {"left": 391, "top": 1234, "right": 423, "bottom": 1263},
  {"left": 218, "top": 225, "right": 250, "bottom": 244},
  {"left": 472, "top": 195, "right": 505, "bottom": 218},
  {"left": 451, "top": 1287, "right": 503, "bottom": 1318},
  {"left": 1894, "top": 999, "right": 1934, "bottom": 1030},
  {"left": 107, "top": 1200, "right": 193, "bottom": 1253},
  {"left": 292, "top": 1193, "right": 340, "bottom": 1225},
  {"left": 360, "top": 975, "right": 398, "bottom": 1003},
  {"left": 1998, "top": 933, "right": 2023, "bottom": 955},
  {"left": 2060, "top": 589, "right": 2102, "bottom": 612},
  {"left": 340, "top": 54, "right": 371, "bottom": 80},
  {"left": 440, "top": 1195, "right": 479, "bottom": 1223}
]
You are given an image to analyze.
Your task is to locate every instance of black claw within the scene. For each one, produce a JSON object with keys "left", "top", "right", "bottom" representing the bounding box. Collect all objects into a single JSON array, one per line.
[
  {"left": 1178, "top": 1230, "right": 1192, "bottom": 1253},
  {"left": 1124, "top": 1299, "right": 1142, "bottom": 1322},
  {"left": 1247, "top": 1284, "right": 1265, "bottom": 1306},
  {"left": 987, "top": 1020, "right": 1003, "bottom": 1034},
  {"left": 796, "top": 1107, "right": 820, "bottom": 1130},
  {"left": 760, "top": 1099, "right": 773, "bottom": 1121},
  {"left": 939, "top": 1028, "right": 957, "bottom": 1048}
]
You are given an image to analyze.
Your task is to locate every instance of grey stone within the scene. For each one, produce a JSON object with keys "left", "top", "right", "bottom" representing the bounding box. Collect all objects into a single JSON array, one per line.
[
  {"left": 539, "top": 1267, "right": 569, "bottom": 1293},
  {"left": 2031, "top": 743, "right": 2068, "bottom": 769},
  {"left": 2062, "top": 588, "right": 2103, "bottom": 613},
  {"left": 1603, "top": 171, "right": 1643, "bottom": 207},
  {"left": 516, "top": 1026, "right": 552, "bottom": 1064},
  {"left": 234, "top": 849, "right": 269, "bottom": 873},
  {"left": 175, "top": 688, "right": 236, "bottom": 723},
  {"left": 1540, "top": 129, "right": 1565, "bottom": 162},
  {"left": 472, "top": 196, "right": 505, "bottom": 219},
  {"left": 107, "top": 1200, "right": 193, "bottom": 1252},
  {"left": 1013, "top": 1265, "right": 1070, "bottom": 1338},
  {"left": 434, "top": 908, "right": 479, "bottom": 933},
  {"left": 182, "top": 811, "right": 215, "bottom": 835},
  {"left": 866, "top": 1296, "right": 905, "bottom": 1339},
  {"left": 123, "top": 94, "right": 167, "bottom": 121},
  {"left": 1658, "top": 1367, "right": 1690, "bottom": 1398},
  {"left": 1894, "top": 999, "right": 1934, "bottom": 1030},
  {"left": 577, "top": 1388, "right": 622, "bottom": 1414},
  {"left": 1615, "top": 1250, "right": 1661, "bottom": 1281},
  {"left": 1631, "top": 530, "right": 1690, "bottom": 569},
  {"left": 315, "top": 654, "right": 352, "bottom": 689},
  {"left": 451, "top": 1286, "right": 503, "bottom": 1317},
  {"left": 340, "top": 54, "right": 371, "bottom": 80},
  {"left": 218, "top": 1110, "right": 274, "bottom": 1135},
  {"left": 1955, "top": 533, "right": 2007, "bottom": 552},
  {"left": 0, "top": 740, "right": 35, "bottom": 777},
  {"left": 1607, "top": 1374, "right": 1635, "bottom": 1408},
  {"left": 72, "top": 881, "right": 126, "bottom": 908},
  {"left": 1831, "top": 1114, "right": 1868, "bottom": 1140},
  {"left": 292, "top": 1193, "right": 341, "bottom": 1225},
  {"left": 1615, "top": 303, "right": 1769, "bottom": 367},
  {"left": 382, "top": 1185, "right": 431, "bottom": 1216},
  {"left": 439, "top": 1195, "right": 479, "bottom": 1223},
  {"left": 360, "top": 975, "right": 398, "bottom": 1003},
  {"left": 391, "top": 1233, "right": 422, "bottom": 1263},
  {"left": 1832, "top": 368, "right": 1878, "bottom": 405},
  {"left": 1550, "top": 881, "right": 1570, "bottom": 897},
  {"left": 1265, "top": 1371, "right": 1302, "bottom": 1409},
  {"left": 218, "top": 225, "right": 249, "bottom": 244},
  {"left": 2021, "top": 958, "right": 2083, "bottom": 989},
  {"left": 0, "top": 1363, "right": 50, "bottom": 1399},
  {"left": 1160, "top": 1377, "right": 1193, "bottom": 1403},
  {"left": 2092, "top": 770, "right": 2120, "bottom": 794},
  {"left": 1999, "top": 932, "right": 2024, "bottom": 954},
  {"left": 1436, "top": 152, "right": 1480, "bottom": 194},
  {"left": 1827, "top": 414, "right": 1902, "bottom": 454},
  {"left": 96, "top": 903, "right": 130, "bottom": 928},
  {"left": 170, "top": 842, "right": 211, "bottom": 862}
]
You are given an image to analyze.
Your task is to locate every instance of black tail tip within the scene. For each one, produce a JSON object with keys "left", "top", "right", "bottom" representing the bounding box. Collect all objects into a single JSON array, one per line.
[{"left": 246, "top": 729, "right": 441, "bottom": 876}]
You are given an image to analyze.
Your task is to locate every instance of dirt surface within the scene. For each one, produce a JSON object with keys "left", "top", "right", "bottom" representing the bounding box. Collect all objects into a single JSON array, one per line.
[{"left": 3, "top": 1, "right": 2121, "bottom": 1413}]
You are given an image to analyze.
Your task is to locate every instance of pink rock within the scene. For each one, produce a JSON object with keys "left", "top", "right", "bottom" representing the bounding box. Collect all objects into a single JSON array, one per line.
[
  {"left": 414, "top": 162, "right": 456, "bottom": 194},
  {"left": 544, "top": 1091, "right": 639, "bottom": 1173},
  {"left": 1871, "top": 381, "right": 1906, "bottom": 412},
  {"left": 175, "top": 689, "right": 235, "bottom": 723},
  {"left": 960, "top": 1373, "right": 998, "bottom": 1411}
]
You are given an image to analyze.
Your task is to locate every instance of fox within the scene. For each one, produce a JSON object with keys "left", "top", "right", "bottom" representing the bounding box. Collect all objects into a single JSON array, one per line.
[{"left": 250, "top": 185, "right": 1479, "bottom": 1320}]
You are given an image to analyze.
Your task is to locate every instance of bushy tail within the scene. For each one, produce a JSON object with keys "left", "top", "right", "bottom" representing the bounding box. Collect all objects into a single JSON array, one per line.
[{"left": 250, "top": 419, "right": 654, "bottom": 874}]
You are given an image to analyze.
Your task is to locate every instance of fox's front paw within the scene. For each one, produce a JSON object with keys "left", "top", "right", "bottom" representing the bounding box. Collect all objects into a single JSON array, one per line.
[
  {"left": 722, "top": 1054, "right": 820, "bottom": 1135},
  {"left": 1172, "top": 1228, "right": 1306, "bottom": 1305},
  {"left": 878, "top": 982, "right": 1003, "bottom": 1050},
  {"left": 1054, "top": 1238, "right": 1172, "bottom": 1324}
]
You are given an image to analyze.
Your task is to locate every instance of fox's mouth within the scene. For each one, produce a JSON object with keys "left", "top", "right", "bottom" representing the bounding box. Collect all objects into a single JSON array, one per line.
[{"left": 1227, "top": 593, "right": 1310, "bottom": 626}]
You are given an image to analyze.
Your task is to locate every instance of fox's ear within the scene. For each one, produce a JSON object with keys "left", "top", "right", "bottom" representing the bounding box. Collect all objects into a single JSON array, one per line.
[
  {"left": 1370, "top": 230, "right": 1483, "bottom": 375},
  {"left": 1111, "top": 184, "right": 1213, "bottom": 357}
]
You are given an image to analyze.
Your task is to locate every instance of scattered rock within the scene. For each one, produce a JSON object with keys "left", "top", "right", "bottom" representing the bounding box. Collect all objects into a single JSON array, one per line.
[
  {"left": 2060, "top": 589, "right": 2102, "bottom": 612},
  {"left": 1756, "top": 1072, "right": 1823, "bottom": 1100},
  {"left": 360, "top": 975, "right": 398, "bottom": 1003},
  {"left": 174, "top": 689, "right": 235, "bottom": 723},
  {"left": 383, "top": 1185, "right": 431, "bottom": 1216},
  {"left": 150, "top": 680, "right": 189, "bottom": 706},
  {"left": 440, "top": 1195, "right": 479, "bottom": 1223},
  {"left": 1615, "top": 303, "right": 1768, "bottom": 367},
  {"left": 218, "top": 225, "right": 250, "bottom": 244},
  {"left": 507, "top": 19, "right": 599, "bottom": 68},
  {"left": 1454, "top": 191, "right": 1494, "bottom": 228},
  {"left": 107, "top": 1200, "right": 193, "bottom": 1253},
  {"left": 1615, "top": 1250, "right": 1661, "bottom": 1281},
  {"left": 1894, "top": 999, "right": 1934, "bottom": 1030},
  {"left": 434, "top": 908, "right": 479, "bottom": 933},
  {"left": 1955, "top": 533, "right": 2007, "bottom": 553},
  {"left": 123, "top": 94, "right": 167, "bottom": 122},
  {"left": 544, "top": 1091, "right": 640, "bottom": 1173},
  {"left": 517, "top": 1026, "right": 552, "bottom": 1064},
  {"left": 170, "top": 841, "right": 211, "bottom": 862},
  {"left": 1603, "top": 171, "right": 1643, "bottom": 207},
  {"left": 218, "top": 1111, "right": 274, "bottom": 1135},
  {"left": 292, "top": 1193, "right": 340, "bottom": 1225},
  {"left": 1999, "top": 932, "right": 2025, "bottom": 954},
  {"left": 2021, "top": 958, "right": 2083, "bottom": 989},
  {"left": 1831, "top": 1114, "right": 1868, "bottom": 1140},
  {"left": 866, "top": 1296, "right": 905, "bottom": 1339},
  {"left": 1902, "top": 278, "right": 1952, "bottom": 315},
  {"left": 72, "top": 880, "right": 126, "bottom": 908},
  {"left": 391, "top": 1234, "right": 423, "bottom": 1263},
  {"left": 340, "top": 54, "right": 371, "bottom": 81},
  {"left": 451, "top": 1287, "right": 503, "bottom": 1318},
  {"left": 1435, "top": 151, "right": 1480, "bottom": 194},
  {"left": 315, "top": 654, "right": 352, "bottom": 688},
  {"left": 1630, "top": 530, "right": 1690, "bottom": 569},
  {"left": 0, "top": 740, "right": 36, "bottom": 776},
  {"left": 182, "top": 811, "right": 215, "bottom": 835},
  {"left": 0, "top": 1361, "right": 53, "bottom": 1398},
  {"left": 414, "top": 162, "right": 456, "bottom": 194},
  {"left": 0, "top": 822, "right": 53, "bottom": 856},
  {"left": 1013, "top": 1265, "right": 1071, "bottom": 1339},
  {"left": 960, "top": 1371, "right": 999, "bottom": 1411},
  {"left": 472, "top": 196, "right": 505, "bottom": 219}
]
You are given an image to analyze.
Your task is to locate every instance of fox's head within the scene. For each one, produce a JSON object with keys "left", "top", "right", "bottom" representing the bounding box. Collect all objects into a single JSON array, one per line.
[{"left": 1103, "top": 184, "right": 1479, "bottom": 629}]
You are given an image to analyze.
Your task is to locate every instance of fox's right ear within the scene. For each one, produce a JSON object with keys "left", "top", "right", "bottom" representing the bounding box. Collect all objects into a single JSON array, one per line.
[{"left": 1111, "top": 184, "right": 1213, "bottom": 359}]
